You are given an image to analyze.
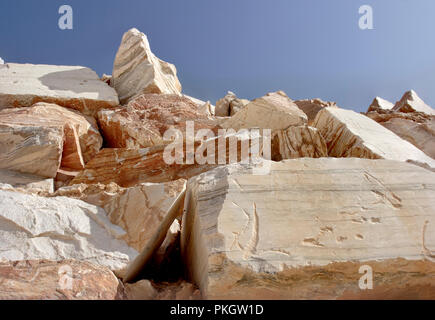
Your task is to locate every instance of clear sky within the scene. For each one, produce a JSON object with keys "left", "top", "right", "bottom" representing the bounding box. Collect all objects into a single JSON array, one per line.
[{"left": 1, "top": 0, "right": 434, "bottom": 112}]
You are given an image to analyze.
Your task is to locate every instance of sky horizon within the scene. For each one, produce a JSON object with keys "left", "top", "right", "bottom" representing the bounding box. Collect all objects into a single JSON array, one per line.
[{"left": 1, "top": 0, "right": 434, "bottom": 112}]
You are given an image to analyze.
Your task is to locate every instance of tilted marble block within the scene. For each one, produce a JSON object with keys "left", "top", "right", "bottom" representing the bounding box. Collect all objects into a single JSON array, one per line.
[
  {"left": 0, "top": 190, "right": 138, "bottom": 271},
  {"left": 314, "top": 107, "right": 435, "bottom": 169},
  {"left": 0, "top": 63, "right": 119, "bottom": 116},
  {"left": 181, "top": 158, "right": 435, "bottom": 299}
]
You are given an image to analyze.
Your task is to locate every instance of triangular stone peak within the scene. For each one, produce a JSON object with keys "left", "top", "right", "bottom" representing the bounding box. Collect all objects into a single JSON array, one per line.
[
  {"left": 367, "top": 96, "right": 394, "bottom": 112},
  {"left": 112, "top": 28, "right": 182, "bottom": 104},
  {"left": 394, "top": 90, "right": 435, "bottom": 115}
]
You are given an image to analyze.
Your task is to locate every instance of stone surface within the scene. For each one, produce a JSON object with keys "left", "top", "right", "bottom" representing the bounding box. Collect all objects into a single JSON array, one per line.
[
  {"left": 313, "top": 107, "right": 435, "bottom": 169},
  {"left": 154, "top": 219, "right": 181, "bottom": 267},
  {"left": 101, "top": 74, "right": 112, "bottom": 86},
  {"left": 0, "top": 169, "right": 54, "bottom": 193},
  {"left": 0, "top": 190, "right": 138, "bottom": 271},
  {"left": 124, "top": 280, "right": 157, "bottom": 300},
  {"left": 55, "top": 169, "right": 79, "bottom": 190},
  {"left": 198, "top": 101, "right": 215, "bottom": 117},
  {"left": 382, "top": 118, "right": 435, "bottom": 159},
  {"left": 0, "top": 121, "right": 64, "bottom": 178},
  {"left": 71, "top": 129, "right": 265, "bottom": 187},
  {"left": 69, "top": 146, "right": 210, "bottom": 187},
  {"left": 230, "top": 99, "right": 251, "bottom": 116},
  {"left": 215, "top": 91, "right": 250, "bottom": 117},
  {"left": 112, "top": 28, "right": 181, "bottom": 104},
  {"left": 0, "top": 63, "right": 119, "bottom": 116},
  {"left": 179, "top": 95, "right": 215, "bottom": 116},
  {"left": 54, "top": 179, "right": 186, "bottom": 254},
  {"left": 0, "top": 103, "right": 103, "bottom": 169},
  {"left": 294, "top": 98, "right": 338, "bottom": 125},
  {"left": 221, "top": 91, "right": 307, "bottom": 131},
  {"left": 123, "top": 182, "right": 186, "bottom": 282},
  {"left": 271, "top": 126, "right": 327, "bottom": 161},
  {"left": 181, "top": 158, "right": 435, "bottom": 299},
  {"left": 215, "top": 91, "right": 236, "bottom": 117},
  {"left": 0, "top": 260, "right": 125, "bottom": 300},
  {"left": 367, "top": 97, "right": 394, "bottom": 112},
  {"left": 97, "top": 94, "right": 218, "bottom": 149},
  {"left": 153, "top": 281, "right": 201, "bottom": 300},
  {"left": 366, "top": 110, "right": 435, "bottom": 159},
  {"left": 393, "top": 90, "right": 435, "bottom": 115},
  {"left": 124, "top": 279, "right": 201, "bottom": 300}
]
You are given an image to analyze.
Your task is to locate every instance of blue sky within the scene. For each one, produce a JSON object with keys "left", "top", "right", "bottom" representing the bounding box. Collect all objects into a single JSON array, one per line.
[{"left": 1, "top": 0, "right": 434, "bottom": 112}]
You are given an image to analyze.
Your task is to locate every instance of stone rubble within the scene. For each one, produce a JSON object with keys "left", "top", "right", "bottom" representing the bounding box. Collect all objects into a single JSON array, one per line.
[{"left": 1, "top": 27, "right": 434, "bottom": 300}]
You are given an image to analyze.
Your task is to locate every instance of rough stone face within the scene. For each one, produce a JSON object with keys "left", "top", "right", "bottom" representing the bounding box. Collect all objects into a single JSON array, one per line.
[
  {"left": 382, "top": 118, "right": 435, "bottom": 159},
  {"left": 294, "top": 98, "right": 338, "bottom": 125},
  {"left": 69, "top": 146, "right": 213, "bottom": 187},
  {"left": 367, "top": 97, "right": 394, "bottom": 112},
  {"left": 124, "top": 280, "right": 201, "bottom": 300},
  {"left": 181, "top": 158, "right": 435, "bottom": 299},
  {"left": 366, "top": 110, "right": 435, "bottom": 159},
  {"left": 112, "top": 28, "right": 181, "bottom": 104},
  {"left": 97, "top": 94, "right": 218, "bottom": 149},
  {"left": 0, "top": 169, "right": 54, "bottom": 193},
  {"left": 124, "top": 280, "right": 157, "bottom": 300},
  {"left": 271, "top": 126, "right": 327, "bottom": 161},
  {"left": 0, "top": 190, "right": 138, "bottom": 271},
  {"left": 179, "top": 95, "right": 215, "bottom": 116},
  {"left": 393, "top": 90, "right": 435, "bottom": 115},
  {"left": 55, "top": 169, "right": 79, "bottom": 190},
  {"left": 0, "top": 103, "right": 102, "bottom": 169},
  {"left": 215, "top": 91, "right": 250, "bottom": 117},
  {"left": 0, "top": 260, "right": 126, "bottom": 300},
  {"left": 70, "top": 129, "right": 265, "bottom": 187},
  {"left": 215, "top": 91, "right": 236, "bottom": 117},
  {"left": 54, "top": 180, "right": 186, "bottom": 253},
  {"left": 153, "top": 281, "right": 201, "bottom": 300},
  {"left": 0, "top": 63, "right": 119, "bottom": 116},
  {"left": 230, "top": 98, "right": 251, "bottom": 116},
  {"left": 313, "top": 107, "right": 435, "bottom": 169},
  {"left": 221, "top": 91, "right": 307, "bottom": 131},
  {"left": 122, "top": 182, "right": 186, "bottom": 282},
  {"left": 100, "top": 74, "right": 112, "bottom": 86},
  {"left": 0, "top": 122, "right": 64, "bottom": 178}
]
